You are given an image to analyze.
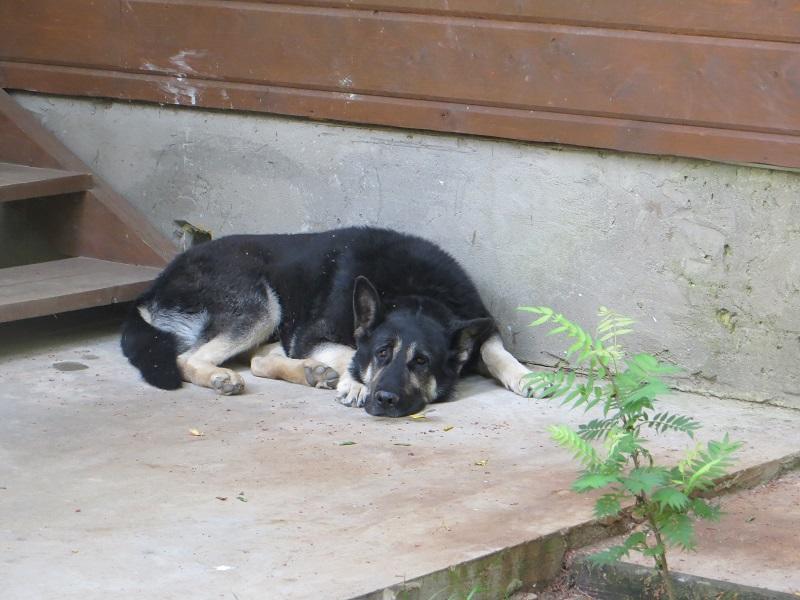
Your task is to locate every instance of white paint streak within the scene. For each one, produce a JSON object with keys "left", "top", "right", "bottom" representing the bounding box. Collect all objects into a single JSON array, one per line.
[
  {"left": 160, "top": 80, "right": 199, "bottom": 106},
  {"left": 170, "top": 50, "right": 207, "bottom": 75}
]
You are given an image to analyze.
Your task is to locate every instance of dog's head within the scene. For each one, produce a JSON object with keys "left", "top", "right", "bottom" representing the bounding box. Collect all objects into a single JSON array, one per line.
[{"left": 350, "top": 276, "right": 493, "bottom": 417}]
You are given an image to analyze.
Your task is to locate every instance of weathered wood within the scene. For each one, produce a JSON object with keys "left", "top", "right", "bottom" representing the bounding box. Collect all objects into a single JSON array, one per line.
[
  {"left": 5, "top": 63, "right": 800, "bottom": 170},
  {"left": 0, "top": 161, "right": 91, "bottom": 203},
  {"left": 2, "top": 0, "right": 799, "bottom": 167},
  {"left": 3, "top": 1, "right": 799, "bottom": 134},
  {"left": 0, "top": 90, "right": 176, "bottom": 266},
  {"left": 249, "top": 0, "right": 800, "bottom": 43},
  {"left": 0, "top": 257, "right": 161, "bottom": 323}
]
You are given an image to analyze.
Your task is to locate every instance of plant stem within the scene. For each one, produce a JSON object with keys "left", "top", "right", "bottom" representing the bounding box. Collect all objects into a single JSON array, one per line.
[
  {"left": 630, "top": 453, "right": 677, "bottom": 600},
  {"left": 647, "top": 513, "right": 677, "bottom": 600}
]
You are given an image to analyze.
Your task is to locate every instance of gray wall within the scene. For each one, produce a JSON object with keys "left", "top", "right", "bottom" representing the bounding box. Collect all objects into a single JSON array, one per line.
[{"left": 15, "top": 93, "right": 800, "bottom": 409}]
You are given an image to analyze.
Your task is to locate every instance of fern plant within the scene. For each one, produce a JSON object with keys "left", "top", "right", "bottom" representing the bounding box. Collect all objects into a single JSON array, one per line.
[{"left": 520, "top": 306, "right": 741, "bottom": 600}]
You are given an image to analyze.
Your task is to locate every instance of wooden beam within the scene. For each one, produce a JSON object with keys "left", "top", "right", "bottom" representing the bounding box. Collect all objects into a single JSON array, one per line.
[{"left": 4, "top": 63, "right": 800, "bottom": 170}]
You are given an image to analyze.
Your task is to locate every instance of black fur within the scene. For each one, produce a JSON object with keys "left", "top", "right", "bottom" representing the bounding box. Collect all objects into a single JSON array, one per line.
[
  {"left": 121, "top": 227, "right": 499, "bottom": 414},
  {"left": 120, "top": 307, "right": 182, "bottom": 390}
]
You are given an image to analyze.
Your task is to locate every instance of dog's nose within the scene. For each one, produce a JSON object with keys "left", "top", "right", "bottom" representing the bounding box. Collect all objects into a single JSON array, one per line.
[{"left": 375, "top": 391, "right": 399, "bottom": 408}]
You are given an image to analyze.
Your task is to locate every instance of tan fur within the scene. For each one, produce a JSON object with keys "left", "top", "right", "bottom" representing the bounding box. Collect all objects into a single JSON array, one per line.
[
  {"left": 480, "top": 333, "right": 531, "bottom": 395},
  {"left": 309, "top": 343, "right": 355, "bottom": 376},
  {"left": 250, "top": 342, "right": 338, "bottom": 388},
  {"left": 177, "top": 336, "right": 248, "bottom": 395}
]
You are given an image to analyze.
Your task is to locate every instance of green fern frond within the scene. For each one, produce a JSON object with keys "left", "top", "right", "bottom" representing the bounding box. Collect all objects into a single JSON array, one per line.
[
  {"left": 578, "top": 417, "right": 618, "bottom": 441},
  {"left": 573, "top": 471, "right": 621, "bottom": 492},
  {"left": 549, "top": 424, "right": 600, "bottom": 467},
  {"left": 622, "top": 467, "right": 670, "bottom": 495},
  {"left": 690, "top": 498, "right": 722, "bottom": 521},
  {"left": 681, "top": 434, "right": 742, "bottom": 494},
  {"left": 588, "top": 532, "right": 646, "bottom": 565},
  {"left": 593, "top": 493, "right": 623, "bottom": 518},
  {"left": 651, "top": 487, "right": 690, "bottom": 511},
  {"left": 657, "top": 512, "right": 695, "bottom": 551},
  {"left": 642, "top": 412, "right": 701, "bottom": 438}
]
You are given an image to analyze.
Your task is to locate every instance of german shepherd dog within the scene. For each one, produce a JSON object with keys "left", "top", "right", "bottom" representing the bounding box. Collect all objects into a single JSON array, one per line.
[{"left": 121, "top": 227, "right": 530, "bottom": 417}]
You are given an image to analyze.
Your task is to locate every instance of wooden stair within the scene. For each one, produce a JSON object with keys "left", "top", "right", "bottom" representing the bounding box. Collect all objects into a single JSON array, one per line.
[
  {"left": 0, "top": 161, "right": 93, "bottom": 203},
  {"left": 0, "top": 257, "right": 162, "bottom": 323},
  {"left": 0, "top": 89, "right": 175, "bottom": 322}
]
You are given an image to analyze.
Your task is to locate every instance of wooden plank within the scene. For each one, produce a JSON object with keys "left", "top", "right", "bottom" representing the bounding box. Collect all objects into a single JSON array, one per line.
[
  {"left": 250, "top": 0, "right": 800, "bottom": 43},
  {"left": 2, "top": 1, "right": 799, "bottom": 135},
  {"left": 5, "top": 63, "right": 800, "bottom": 170},
  {"left": 0, "top": 90, "right": 176, "bottom": 266},
  {"left": 0, "top": 161, "right": 92, "bottom": 203},
  {"left": 0, "top": 257, "right": 161, "bottom": 323}
]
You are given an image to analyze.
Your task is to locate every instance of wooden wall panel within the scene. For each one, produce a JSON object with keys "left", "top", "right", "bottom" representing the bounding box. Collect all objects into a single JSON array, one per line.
[{"left": 2, "top": 0, "right": 800, "bottom": 168}]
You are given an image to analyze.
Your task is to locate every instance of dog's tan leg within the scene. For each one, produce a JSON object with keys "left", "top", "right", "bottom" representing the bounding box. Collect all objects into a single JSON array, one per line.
[
  {"left": 480, "top": 333, "right": 531, "bottom": 396},
  {"left": 178, "top": 336, "right": 249, "bottom": 395},
  {"left": 250, "top": 342, "right": 340, "bottom": 389}
]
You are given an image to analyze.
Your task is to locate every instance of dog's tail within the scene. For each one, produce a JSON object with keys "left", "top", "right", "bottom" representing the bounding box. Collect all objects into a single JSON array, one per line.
[{"left": 121, "top": 305, "right": 182, "bottom": 390}]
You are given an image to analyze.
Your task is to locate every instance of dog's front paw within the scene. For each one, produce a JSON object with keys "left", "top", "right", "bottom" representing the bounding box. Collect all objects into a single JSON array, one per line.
[
  {"left": 335, "top": 374, "right": 368, "bottom": 408},
  {"left": 509, "top": 368, "right": 534, "bottom": 397},
  {"left": 304, "top": 362, "right": 340, "bottom": 389}
]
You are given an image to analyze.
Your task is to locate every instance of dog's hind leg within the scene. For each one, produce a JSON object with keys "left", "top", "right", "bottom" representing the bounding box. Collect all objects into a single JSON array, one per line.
[
  {"left": 250, "top": 342, "right": 340, "bottom": 390},
  {"left": 479, "top": 333, "right": 531, "bottom": 396},
  {"left": 177, "top": 335, "right": 255, "bottom": 395}
]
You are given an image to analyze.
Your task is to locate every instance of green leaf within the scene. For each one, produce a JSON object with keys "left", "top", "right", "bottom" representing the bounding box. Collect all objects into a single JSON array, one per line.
[
  {"left": 658, "top": 512, "right": 695, "bottom": 550},
  {"left": 573, "top": 472, "right": 620, "bottom": 492},
  {"left": 627, "top": 353, "right": 681, "bottom": 376},
  {"left": 623, "top": 531, "right": 647, "bottom": 551},
  {"left": 588, "top": 546, "right": 626, "bottom": 566},
  {"left": 566, "top": 339, "right": 585, "bottom": 357},
  {"left": 549, "top": 424, "right": 600, "bottom": 467},
  {"left": 578, "top": 418, "right": 617, "bottom": 441},
  {"left": 651, "top": 487, "right": 690, "bottom": 511},
  {"left": 690, "top": 498, "right": 722, "bottom": 521},
  {"left": 518, "top": 306, "right": 551, "bottom": 315},
  {"left": 594, "top": 494, "right": 623, "bottom": 518},
  {"left": 529, "top": 314, "right": 552, "bottom": 326},
  {"left": 681, "top": 434, "right": 742, "bottom": 494},
  {"left": 642, "top": 543, "right": 666, "bottom": 558},
  {"left": 620, "top": 380, "right": 670, "bottom": 408},
  {"left": 622, "top": 467, "right": 669, "bottom": 495},
  {"left": 644, "top": 412, "right": 701, "bottom": 438}
]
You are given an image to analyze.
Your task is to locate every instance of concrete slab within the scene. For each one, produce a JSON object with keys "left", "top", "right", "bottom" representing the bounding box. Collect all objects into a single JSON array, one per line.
[
  {"left": 1, "top": 313, "right": 799, "bottom": 599},
  {"left": 600, "top": 470, "right": 800, "bottom": 595}
]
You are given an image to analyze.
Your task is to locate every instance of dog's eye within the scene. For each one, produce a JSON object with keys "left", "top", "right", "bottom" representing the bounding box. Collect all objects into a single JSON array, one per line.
[
  {"left": 376, "top": 347, "right": 390, "bottom": 359},
  {"left": 414, "top": 356, "right": 429, "bottom": 366}
]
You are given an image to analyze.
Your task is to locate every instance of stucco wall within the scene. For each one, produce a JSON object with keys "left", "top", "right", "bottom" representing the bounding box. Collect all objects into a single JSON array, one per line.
[{"left": 14, "top": 92, "right": 800, "bottom": 409}]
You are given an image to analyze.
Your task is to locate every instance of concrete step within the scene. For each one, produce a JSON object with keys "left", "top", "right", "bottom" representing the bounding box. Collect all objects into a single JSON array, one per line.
[{"left": 0, "top": 319, "right": 798, "bottom": 599}]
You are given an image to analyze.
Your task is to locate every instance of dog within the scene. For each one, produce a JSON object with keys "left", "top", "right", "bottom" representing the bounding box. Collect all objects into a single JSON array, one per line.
[{"left": 121, "top": 227, "right": 530, "bottom": 417}]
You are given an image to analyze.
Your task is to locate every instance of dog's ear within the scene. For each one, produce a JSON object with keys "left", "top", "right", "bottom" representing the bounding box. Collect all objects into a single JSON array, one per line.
[
  {"left": 449, "top": 318, "right": 495, "bottom": 369},
  {"left": 353, "top": 276, "right": 383, "bottom": 338}
]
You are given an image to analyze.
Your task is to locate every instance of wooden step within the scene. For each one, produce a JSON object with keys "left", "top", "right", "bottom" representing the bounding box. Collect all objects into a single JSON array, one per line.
[
  {"left": 0, "top": 257, "right": 161, "bottom": 323},
  {"left": 0, "top": 161, "right": 92, "bottom": 203}
]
